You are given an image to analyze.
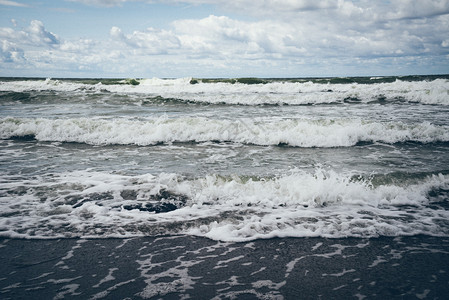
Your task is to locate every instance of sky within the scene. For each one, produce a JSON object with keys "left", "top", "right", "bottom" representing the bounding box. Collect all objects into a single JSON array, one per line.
[{"left": 1, "top": 0, "right": 449, "bottom": 78}]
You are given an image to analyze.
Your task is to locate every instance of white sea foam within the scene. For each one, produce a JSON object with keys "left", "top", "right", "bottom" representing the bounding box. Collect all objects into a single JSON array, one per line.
[
  {"left": 1, "top": 78, "right": 448, "bottom": 105},
  {"left": 0, "top": 78, "right": 89, "bottom": 93},
  {"left": 1, "top": 117, "right": 448, "bottom": 147},
  {"left": 139, "top": 77, "right": 193, "bottom": 86},
  {"left": 0, "top": 169, "right": 448, "bottom": 241}
]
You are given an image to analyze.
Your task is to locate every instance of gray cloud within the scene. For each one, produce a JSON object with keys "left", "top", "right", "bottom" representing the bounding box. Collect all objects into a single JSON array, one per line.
[
  {"left": 1, "top": 1, "right": 448, "bottom": 77},
  {"left": 385, "top": 0, "right": 449, "bottom": 20}
]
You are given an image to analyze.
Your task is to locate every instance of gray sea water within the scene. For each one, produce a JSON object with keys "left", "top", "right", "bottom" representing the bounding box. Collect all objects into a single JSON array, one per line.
[
  {"left": 1, "top": 76, "right": 449, "bottom": 299},
  {"left": 1, "top": 76, "right": 449, "bottom": 240}
]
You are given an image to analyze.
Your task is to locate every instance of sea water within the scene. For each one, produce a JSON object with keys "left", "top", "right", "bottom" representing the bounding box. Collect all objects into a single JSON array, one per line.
[{"left": 1, "top": 76, "right": 449, "bottom": 241}]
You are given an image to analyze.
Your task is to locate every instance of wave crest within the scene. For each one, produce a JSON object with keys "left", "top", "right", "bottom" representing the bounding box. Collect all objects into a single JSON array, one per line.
[
  {"left": 1, "top": 117, "right": 448, "bottom": 147},
  {"left": 1, "top": 78, "right": 448, "bottom": 105}
]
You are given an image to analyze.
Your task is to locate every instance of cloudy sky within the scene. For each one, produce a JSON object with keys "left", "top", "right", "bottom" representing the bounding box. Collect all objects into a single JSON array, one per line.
[{"left": 1, "top": 0, "right": 449, "bottom": 78}]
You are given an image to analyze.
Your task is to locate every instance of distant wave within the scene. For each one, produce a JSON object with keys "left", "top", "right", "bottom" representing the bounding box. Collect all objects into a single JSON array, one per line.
[
  {"left": 1, "top": 77, "right": 448, "bottom": 105},
  {"left": 1, "top": 117, "right": 448, "bottom": 147}
]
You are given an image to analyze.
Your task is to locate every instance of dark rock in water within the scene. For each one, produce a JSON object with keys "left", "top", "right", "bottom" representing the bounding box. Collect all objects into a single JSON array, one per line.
[
  {"left": 123, "top": 202, "right": 178, "bottom": 213},
  {"left": 157, "top": 189, "right": 187, "bottom": 202},
  {"left": 120, "top": 189, "right": 137, "bottom": 200},
  {"left": 122, "top": 189, "right": 188, "bottom": 213},
  {"left": 277, "top": 142, "right": 290, "bottom": 147}
]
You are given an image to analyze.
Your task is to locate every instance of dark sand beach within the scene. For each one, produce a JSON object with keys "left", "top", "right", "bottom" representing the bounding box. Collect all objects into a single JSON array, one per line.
[{"left": 1, "top": 235, "right": 448, "bottom": 299}]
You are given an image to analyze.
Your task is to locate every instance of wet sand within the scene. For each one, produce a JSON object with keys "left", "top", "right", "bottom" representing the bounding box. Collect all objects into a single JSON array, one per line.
[{"left": 1, "top": 235, "right": 448, "bottom": 299}]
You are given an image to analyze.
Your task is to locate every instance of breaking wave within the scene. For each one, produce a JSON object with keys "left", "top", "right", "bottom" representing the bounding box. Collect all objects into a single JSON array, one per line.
[
  {"left": 1, "top": 169, "right": 448, "bottom": 241},
  {"left": 1, "top": 77, "right": 448, "bottom": 105},
  {"left": 1, "top": 117, "right": 448, "bottom": 147}
]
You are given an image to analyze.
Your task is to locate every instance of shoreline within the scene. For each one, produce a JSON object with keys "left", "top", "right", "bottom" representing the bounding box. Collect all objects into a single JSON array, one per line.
[{"left": 1, "top": 235, "right": 448, "bottom": 299}]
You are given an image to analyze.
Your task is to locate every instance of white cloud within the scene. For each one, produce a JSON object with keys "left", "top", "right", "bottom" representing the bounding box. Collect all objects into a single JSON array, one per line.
[
  {"left": 1, "top": 1, "right": 449, "bottom": 77},
  {"left": 110, "top": 26, "right": 181, "bottom": 54},
  {"left": 0, "top": 27, "right": 27, "bottom": 43},
  {"left": 1, "top": 40, "right": 25, "bottom": 63},
  {"left": 107, "top": 15, "right": 308, "bottom": 61},
  {"left": 172, "top": 15, "right": 307, "bottom": 58},
  {"left": 60, "top": 0, "right": 449, "bottom": 59},
  {"left": 59, "top": 39, "right": 95, "bottom": 52},
  {"left": 27, "top": 20, "right": 60, "bottom": 45},
  {"left": 0, "top": 20, "right": 99, "bottom": 74},
  {"left": 0, "top": 20, "right": 60, "bottom": 47}
]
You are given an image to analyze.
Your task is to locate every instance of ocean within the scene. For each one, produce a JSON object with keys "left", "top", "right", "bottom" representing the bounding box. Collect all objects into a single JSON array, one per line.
[{"left": 0, "top": 76, "right": 449, "bottom": 299}]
